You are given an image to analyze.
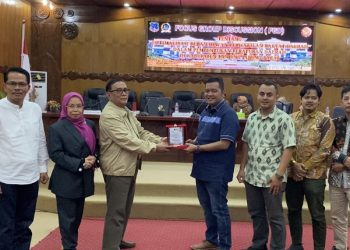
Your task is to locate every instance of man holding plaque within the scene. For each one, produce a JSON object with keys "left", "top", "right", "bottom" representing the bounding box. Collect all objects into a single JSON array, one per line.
[
  {"left": 99, "top": 78, "right": 170, "bottom": 250},
  {"left": 185, "top": 77, "right": 239, "bottom": 250}
]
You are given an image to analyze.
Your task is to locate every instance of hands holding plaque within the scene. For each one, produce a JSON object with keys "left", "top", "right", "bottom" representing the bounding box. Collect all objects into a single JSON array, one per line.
[
  {"left": 166, "top": 124, "right": 188, "bottom": 149},
  {"left": 155, "top": 137, "right": 172, "bottom": 152}
]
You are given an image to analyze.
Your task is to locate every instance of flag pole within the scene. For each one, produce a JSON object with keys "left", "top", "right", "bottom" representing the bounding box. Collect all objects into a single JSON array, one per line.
[
  {"left": 21, "top": 19, "right": 25, "bottom": 60},
  {"left": 21, "top": 19, "right": 34, "bottom": 100}
]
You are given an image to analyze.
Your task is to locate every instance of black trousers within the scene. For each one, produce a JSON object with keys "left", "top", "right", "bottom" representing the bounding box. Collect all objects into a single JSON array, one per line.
[
  {"left": 56, "top": 195, "right": 85, "bottom": 250},
  {"left": 0, "top": 181, "right": 39, "bottom": 250}
]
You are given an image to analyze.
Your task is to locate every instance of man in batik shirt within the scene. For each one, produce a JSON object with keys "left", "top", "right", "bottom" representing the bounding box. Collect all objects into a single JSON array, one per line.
[
  {"left": 237, "top": 83, "right": 296, "bottom": 250},
  {"left": 329, "top": 85, "right": 350, "bottom": 250},
  {"left": 286, "top": 84, "right": 335, "bottom": 250}
]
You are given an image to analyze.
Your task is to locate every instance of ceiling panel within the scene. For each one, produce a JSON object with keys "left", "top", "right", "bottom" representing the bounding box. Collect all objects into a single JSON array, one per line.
[
  {"left": 313, "top": 0, "right": 350, "bottom": 12},
  {"left": 269, "top": 0, "right": 321, "bottom": 10},
  {"left": 181, "top": 0, "right": 227, "bottom": 9},
  {"left": 223, "top": 0, "right": 274, "bottom": 10},
  {"left": 136, "top": 0, "right": 181, "bottom": 7},
  {"left": 30, "top": 0, "right": 350, "bottom": 13}
]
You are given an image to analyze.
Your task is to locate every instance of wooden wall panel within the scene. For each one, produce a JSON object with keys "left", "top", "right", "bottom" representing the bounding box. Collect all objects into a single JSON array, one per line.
[
  {"left": 62, "top": 19, "right": 145, "bottom": 73},
  {"left": 315, "top": 24, "right": 350, "bottom": 78},
  {"left": 0, "top": 0, "right": 31, "bottom": 67}
]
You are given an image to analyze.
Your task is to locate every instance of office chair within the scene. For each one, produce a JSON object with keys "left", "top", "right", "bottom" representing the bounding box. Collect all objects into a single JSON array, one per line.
[
  {"left": 332, "top": 106, "right": 345, "bottom": 119},
  {"left": 98, "top": 95, "right": 109, "bottom": 110},
  {"left": 276, "top": 101, "right": 294, "bottom": 114},
  {"left": 83, "top": 88, "right": 106, "bottom": 110},
  {"left": 172, "top": 90, "right": 196, "bottom": 112},
  {"left": 194, "top": 99, "right": 207, "bottom": 114},
  {"left": 127, "top": 90, "right": 137, "bottom": 110},
  {"left": 139, "top": 91, "right": 164, "bottom": 111},
  {"left": 145, "top": 97, "right": 171, "bottom": 116}
]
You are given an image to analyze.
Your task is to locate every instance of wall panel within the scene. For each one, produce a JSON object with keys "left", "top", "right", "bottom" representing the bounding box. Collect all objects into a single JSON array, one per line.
[{"left": 0, "top": 0, "right": 31, "bottom": 67}]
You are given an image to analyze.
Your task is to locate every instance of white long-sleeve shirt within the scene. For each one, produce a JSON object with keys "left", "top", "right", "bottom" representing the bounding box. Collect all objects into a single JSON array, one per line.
[{"left": 0, "top": 98, "right": 48, "bottom": 184}]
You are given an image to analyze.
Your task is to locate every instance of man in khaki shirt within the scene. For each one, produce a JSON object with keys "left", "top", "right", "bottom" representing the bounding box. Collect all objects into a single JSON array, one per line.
[{"left": 99, "top": 78, "right": 170, "bottom": 250}]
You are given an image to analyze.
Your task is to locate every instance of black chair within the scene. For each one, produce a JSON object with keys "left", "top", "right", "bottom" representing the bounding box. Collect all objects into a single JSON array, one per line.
[
  {"left": 172, "top": 90, "right": 196, "bottom": 112},
  {"left": 332, "top": 106, "right": 345, "bottom": 119},
  {"left": 127, "top": 90, "right": 137, "bottom": 110},
  {"left": 276, "top": 101, "right": 294, "bottom": 114},
  {"left": 194, "top": 99, "right": 207, "bottom": 114},
  {"left": 230, "top": 93, "right": 254, "bottom": 110},
  {"left": 139, "top": 91, "right": 164, "bottom": 111},
  {"left": 98, "top": 95, "right": 108, "bottom": 110},
  {"left": 145, "top": 97, "right": 171, "bottom": 116},
  {"left": 83, "top": 88, "right": 106, "bottom": 110}
]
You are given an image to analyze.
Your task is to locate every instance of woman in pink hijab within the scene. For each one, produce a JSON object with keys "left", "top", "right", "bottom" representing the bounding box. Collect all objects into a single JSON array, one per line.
[{"left": 48, "top": 92, "right": 99, "bottom": 250}]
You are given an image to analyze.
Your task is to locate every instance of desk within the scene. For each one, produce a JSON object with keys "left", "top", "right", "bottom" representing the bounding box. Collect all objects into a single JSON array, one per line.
[{"left": 42, "top": 112, "right": 246, "bottom": 163}]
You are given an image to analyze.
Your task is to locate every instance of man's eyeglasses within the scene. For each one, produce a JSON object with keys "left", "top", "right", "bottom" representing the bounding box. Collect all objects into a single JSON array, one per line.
[
  {"left": 66, "top": 104, "right": 84, "bottom": 109},
  {"left": 5, "top": 81, "right": 28, "bottom": 88},
  {"left": 109, "top": 88, "right": 130, "bottom": 94}
]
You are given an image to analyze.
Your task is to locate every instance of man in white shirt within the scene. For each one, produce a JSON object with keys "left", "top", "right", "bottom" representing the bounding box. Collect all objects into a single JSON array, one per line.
[{"left": 0, "top": 67, "right": 49, "bottom": 250}]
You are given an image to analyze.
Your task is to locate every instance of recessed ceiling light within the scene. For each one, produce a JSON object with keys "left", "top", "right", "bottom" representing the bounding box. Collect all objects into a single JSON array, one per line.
[
  {"left": 5, "top": 0, "right": 16, "bottom": 5},
  {"left": 124, "top": 3, "right": 130, "bottom": 7},
  {"left": 42, "top": 0, "right": 48, "bottom": 6},
  {"left": 335, "top": 8, "right": 342, "bottom": 13},
  {"left": 228, "top": 6, "right": 235, "bottom": 10}
]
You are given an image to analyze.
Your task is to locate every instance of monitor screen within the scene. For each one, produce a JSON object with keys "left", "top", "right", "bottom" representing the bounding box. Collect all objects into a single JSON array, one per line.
[{"left": 145, "top": 21, "right": 314, "bottom": 74}]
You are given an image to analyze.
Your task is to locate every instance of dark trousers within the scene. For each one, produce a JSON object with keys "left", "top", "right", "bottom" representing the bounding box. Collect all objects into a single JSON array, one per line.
[
  {"left": 196, "top": 179, "right": 231, "bottom": 250},
  {"left": 56, "top": 196, "right": 85, "bottom": 250},
  {"left": 285, "top": 178, "right": 326, "bottom": 250},
  {"left": 0, "top": 181, "right": 39, "bottom": 250},
  {"left": 102, "top": 175, "right": 136, "bottom": 250},
  {"left": 245, "top": 182, "right": 286, "bottom": 250}
]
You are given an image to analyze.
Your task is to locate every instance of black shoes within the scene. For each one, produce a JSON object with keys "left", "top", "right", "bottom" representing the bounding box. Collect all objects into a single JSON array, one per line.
[{"left": 120, "top": 240, "right": 136, "bottom": 249}]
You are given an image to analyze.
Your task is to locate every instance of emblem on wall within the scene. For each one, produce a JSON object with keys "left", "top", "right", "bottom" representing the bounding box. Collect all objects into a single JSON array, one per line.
[
  {"left": 54, "top": 8, "right": 64, "bottom": 19},
  {"left": 36, "top": 6, "right": 50, "bottom": 19},
  {"left": 62, "top": 23, "right": 79, "bottom": 40}
]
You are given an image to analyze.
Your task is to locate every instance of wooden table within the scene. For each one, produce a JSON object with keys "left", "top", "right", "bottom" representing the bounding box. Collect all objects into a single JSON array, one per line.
[{"left": 43, "top": 112, "right": 246, "bottom": 163}]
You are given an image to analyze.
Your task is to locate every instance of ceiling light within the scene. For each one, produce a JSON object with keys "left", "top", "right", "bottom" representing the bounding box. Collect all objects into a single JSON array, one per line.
[
  {"left": 42, "top": 0, "right": 48, "bottom": 6},
  {"left": 4, "top": 0, "right": 16, "bottom": 4},
  {"left": 49, "top": 1, "right": 54, "bottom": 10},
  {"left": 335, "top": 8, "right": 342, "bottom": 13},
  {"left": 228, "top": 6, "right": 234, "bottom": 10},
  {"left": 124, "top": 3, "right": 130, "bottom": 7}
]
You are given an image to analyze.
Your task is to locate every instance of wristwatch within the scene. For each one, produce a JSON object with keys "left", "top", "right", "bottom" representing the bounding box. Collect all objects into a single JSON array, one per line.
[
  {"left": 275, "top": 173, "right": 284, "bottom": 181},
  {"left": 291, "top": 160, "right": 297, "bottom": 166},
  {"left": 196, "top": 145, "right": 201, "bottom": 153}
]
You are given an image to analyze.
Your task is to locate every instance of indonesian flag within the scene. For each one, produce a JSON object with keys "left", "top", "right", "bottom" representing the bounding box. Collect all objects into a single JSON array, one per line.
[{"left": 21, "top": 20, "right": 32, "bottom": 99}]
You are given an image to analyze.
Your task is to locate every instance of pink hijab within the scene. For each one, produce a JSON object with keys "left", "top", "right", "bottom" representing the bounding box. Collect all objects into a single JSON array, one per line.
[{"left": 59, "top": 92, "right": 96, "bottom": 154}]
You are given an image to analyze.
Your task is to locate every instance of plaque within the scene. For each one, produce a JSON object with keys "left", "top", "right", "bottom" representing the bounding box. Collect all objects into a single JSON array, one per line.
[{"left": 166, "top": 123, "right": 187, "bottom": 149}]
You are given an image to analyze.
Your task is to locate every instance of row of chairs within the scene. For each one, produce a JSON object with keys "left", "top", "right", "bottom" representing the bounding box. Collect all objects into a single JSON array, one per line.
[
  {"left": 83, "top": 88, "right": 203, "bottom": 114},
  {"left": 83, "top": 88, "right": 301, "bottom": 115},
  {"left": 83, "top": 88, "right": 257, "bottom": 112}
]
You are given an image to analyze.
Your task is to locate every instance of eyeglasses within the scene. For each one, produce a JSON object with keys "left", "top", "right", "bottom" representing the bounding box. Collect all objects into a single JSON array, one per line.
[
  {"left": 5, "top": 81, "right": 28, "bottom": 88},
  {"left": 109, "top": 88, "right": 130, "bottom": 94},
  {"left": 66, "top": 104, "right": 84, "bottom": 109}
]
